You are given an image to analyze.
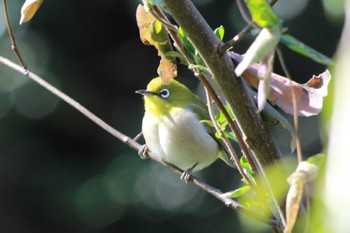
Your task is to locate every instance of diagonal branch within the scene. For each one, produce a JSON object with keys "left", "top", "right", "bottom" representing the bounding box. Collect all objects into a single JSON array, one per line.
[{"left": 0, "top": 55, "right": 275, "bottom": 226}]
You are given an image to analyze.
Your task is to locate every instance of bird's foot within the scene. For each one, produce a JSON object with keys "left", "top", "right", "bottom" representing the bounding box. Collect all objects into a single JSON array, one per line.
[
  {"left": 138, "top": 144, "right": 149, "bottom": 159},
  {"left": 180, "top": 163, "right": 198, "bottom": 183},
  {"left": 180, "top": 170, "right": 193, "bottom": 183}
]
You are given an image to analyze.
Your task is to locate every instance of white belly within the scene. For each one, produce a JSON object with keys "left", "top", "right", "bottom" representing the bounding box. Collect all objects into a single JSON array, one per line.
[{"left": 142, "top": 107, "right": 219, "bottom": 171}]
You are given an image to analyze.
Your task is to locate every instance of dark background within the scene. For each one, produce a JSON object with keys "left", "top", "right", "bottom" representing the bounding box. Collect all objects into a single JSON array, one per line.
[{"left": 0, "top": 0, "right": 343, "bottom": 232}]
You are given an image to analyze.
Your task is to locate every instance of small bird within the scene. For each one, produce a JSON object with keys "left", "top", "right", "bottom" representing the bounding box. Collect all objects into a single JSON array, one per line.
[{"left": 136, "top": 77, "right": 233, "bottom": 178}]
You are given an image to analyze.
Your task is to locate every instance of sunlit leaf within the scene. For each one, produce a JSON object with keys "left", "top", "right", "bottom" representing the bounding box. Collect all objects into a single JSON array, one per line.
[
  {"left": 188, "top": 64, "right": 210, "bottom": 74},
  {"left": 230, "top": 52, "right": 332, "bottom": 117},
  {"left": 244, "top": 0, "right": 280, "bottom": 27},
  {"left": 214, "top": 25, "right": 225, "bottom": 41},
  {"left": 238, "top": 196, "right": 261, "bottom": 209},
  {"left": 235, "top": 26, "right": 281, "bottom": 77},
  {"left": 222, "top": 185, "right": 251, "bottom": 198},
  {"left": 216, "top": 104, "right": 233, "bottom": 123},
  {"left": 136, "top": 4, "right": 177, "bottom": 83},
  {"left": 164, "top": 51, "right": 186, "bottom": 63},
  {"left": 240, "top": 156, "right": 254, "bottom": 175},
  {"left": 19, "top": 0, "right": 43, "bottom": 25},
  {"left": 200, "top": 120, "right": 214, "bottom": 127},
  {"left": 178, "top": 27, "right": 196, "bottom": 61},
  {"left": 215, "top": 131, "right": 236, "bottom": 141},
  {"left": 306, "top": 153, "right": 325, "bottom": 167},
  {"left": 281, "top": 34, "right": 334, "bottom": 66}
]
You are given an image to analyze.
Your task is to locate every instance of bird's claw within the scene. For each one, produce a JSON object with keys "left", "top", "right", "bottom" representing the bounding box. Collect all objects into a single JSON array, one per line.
[
  {"left": 180, "top": 170, "right": 193, "bottom": 183},
  {"left": 138, "top": 144, "right": 149, "bottom": 159},
  {"left": 180, "top": 163, "right": 198, "bottom": 183}
]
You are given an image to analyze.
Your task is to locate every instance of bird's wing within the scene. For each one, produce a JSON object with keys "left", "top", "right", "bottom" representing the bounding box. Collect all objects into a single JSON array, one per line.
[{"left": 188, "top": 102, "right": 236, "bottom": 168}]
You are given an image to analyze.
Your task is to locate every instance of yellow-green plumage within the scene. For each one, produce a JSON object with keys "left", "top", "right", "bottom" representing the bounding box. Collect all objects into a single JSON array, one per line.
[{"left": 137, "top": 77, "right": 230, "bottom": 172}]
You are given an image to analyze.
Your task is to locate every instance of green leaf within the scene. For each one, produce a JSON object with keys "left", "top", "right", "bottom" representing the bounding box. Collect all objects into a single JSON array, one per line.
[
  {"left": 240, "top": 156, "right": 254, "bottom": 175},
  {"left": 222, "top": 185, "right": 251, "bottom": 198},
  {"left": 193, "top": 54, "right": 205, "bottom": 66},
  {"left": 150, "top": 19, "right": 173, "bottom": 58},
  {"left": 216, "top": 104, "right": 234, "bottom": 123},
  {"left": 200, "top": 120, "right": 214, "bottom": 127},
  {"left": 244, "top": 0, "right": 280, "bottom": 27},
  {"left": 215, "top": 131, "right": 237, "bottom": 141},
  {"left": 216, "top": 108, "right": 226, "bottom": 124},
  {"left": 224, "top": 131, "right": 236, "bottom": 141},
  {"left": 280, "top": 34, "right": 334, "bottom": 66},
  {"left": 214, "top": 25, "right": 225, "bottom": 41},
  {"left": 306, "top": 153, "right": 325, "bottom": 167},
  {"left": 188, "top": 64, "right": 210, "bottom": 74},
  {"left": 178, "top": 27, "right": 196, "bottom": 61},
  {"left": 238, "top": 196, "right": 261, "bottom": 208},
  {"left": 164, "top": 51, "right": 185, "bottom": 62}
]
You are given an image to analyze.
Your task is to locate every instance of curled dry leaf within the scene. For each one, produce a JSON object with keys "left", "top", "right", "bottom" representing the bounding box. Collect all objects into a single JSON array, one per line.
[
  {"left": 284, "top": 161, "right": 320, "bottom": 233},
  {"left": 229, "top": 52, "right": 331, "bottom": 117},
  {"left": 136, "top": 4, "right": 177, "bottom": 84},
  {"left": 20, "top": 0, "right": 43, "bottom": 25}
]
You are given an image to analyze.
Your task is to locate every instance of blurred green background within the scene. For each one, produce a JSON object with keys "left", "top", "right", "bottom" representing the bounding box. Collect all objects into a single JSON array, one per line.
[{"left": 0, "top": 0, "right": 343, "bottom": 232}]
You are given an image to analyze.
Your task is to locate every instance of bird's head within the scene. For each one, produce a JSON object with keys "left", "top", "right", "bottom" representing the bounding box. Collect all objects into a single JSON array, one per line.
[{"left": 136, "top": 77, "right": 198, "bottom": 117}]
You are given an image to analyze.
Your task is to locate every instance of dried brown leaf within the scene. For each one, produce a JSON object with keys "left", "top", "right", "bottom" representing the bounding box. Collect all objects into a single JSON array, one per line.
[
  {"left": 20, "top": 0, "right": 43, "bottom": 25},
  {"left": 136, "top": 4, "right": 177, "bottom": 83},
  {"left": 229, "top": 52, "right": 331, "bottom": 116}
]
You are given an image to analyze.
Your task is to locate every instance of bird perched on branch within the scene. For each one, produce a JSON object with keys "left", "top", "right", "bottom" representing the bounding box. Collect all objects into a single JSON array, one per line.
[{"left": 136, "top": 77, "right": 233, "bottom": 179}]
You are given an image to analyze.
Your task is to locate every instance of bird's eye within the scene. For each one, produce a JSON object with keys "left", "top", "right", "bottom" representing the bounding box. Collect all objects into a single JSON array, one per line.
[{"left": 159, "top": 89, "right": 170, "bottom": 99}]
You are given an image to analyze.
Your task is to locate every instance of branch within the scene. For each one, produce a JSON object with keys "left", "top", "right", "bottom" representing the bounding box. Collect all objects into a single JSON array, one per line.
[
  {"left": 0, "top": 55, "right": 274, "bottom": 225},
  {"left": 162, "top": 0, "right": 282, "bottom": 168}
]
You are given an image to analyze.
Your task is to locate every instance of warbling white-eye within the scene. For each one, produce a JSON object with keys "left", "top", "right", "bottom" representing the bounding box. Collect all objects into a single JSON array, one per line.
[{"left": 136, "top": 77, "right": 233, "bottom": 177}]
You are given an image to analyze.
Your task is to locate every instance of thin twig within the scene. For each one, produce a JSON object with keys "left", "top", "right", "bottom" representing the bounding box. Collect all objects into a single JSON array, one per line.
[
  {"left": 236, "top": 0, "right": 254, "bottom": 26},
  {"left": 220, "top": 0, "right": 279, "bottom": 52},
  {"left": 276, "top": 47, "right": 309, "bottom": 232},
  {"left": 2, "top": 0, "right": 27, "bottom": 68},
  {"left": 275, "top": 47, "right": 302, "bottom": 163},
  {"left": 203, "top": 83, "right": 253, "bottom": 186},
  {"left": 0, "top": 56, "right": 135, "bottom": 148},
  {"left": 197, "top": 75, "right": 259, "bottom": 175},
  {"left": 220, "top": 24, "right": 254, "bottom": 53},
  {"left": 133, "top": 131, "right": 144, "bottom": 142},
  {"left": 253, "top": 147, "right": 287, "bottom": 228}
]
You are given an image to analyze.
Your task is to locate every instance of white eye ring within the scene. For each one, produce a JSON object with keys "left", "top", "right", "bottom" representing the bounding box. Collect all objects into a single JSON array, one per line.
[{"left": 159, "top": 89, "right": 170, "bottom": 99}]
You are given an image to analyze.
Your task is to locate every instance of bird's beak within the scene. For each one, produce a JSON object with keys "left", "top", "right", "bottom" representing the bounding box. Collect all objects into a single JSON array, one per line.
[{"left": 135, "top": 89, "right": 155, "bottom": 96}]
